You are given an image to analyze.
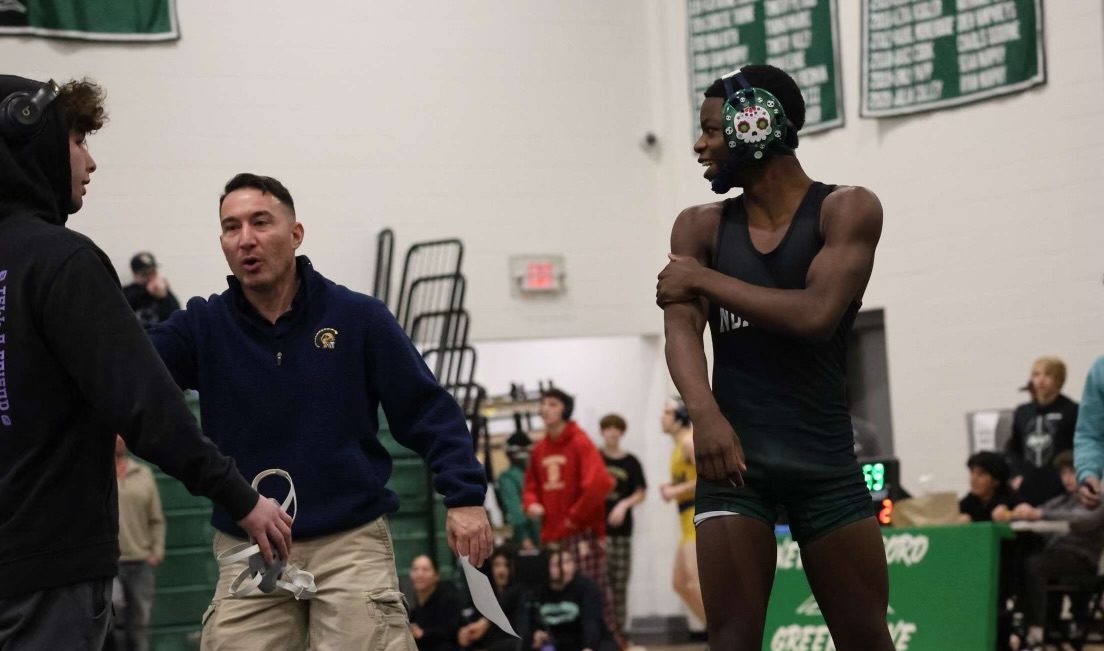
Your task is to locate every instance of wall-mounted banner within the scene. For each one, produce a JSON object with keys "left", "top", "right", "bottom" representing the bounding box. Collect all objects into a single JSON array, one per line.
[
  {"left": 687, "top": 0, "right": 844, "bottom": 136},
  {"left": 861, "top": 0, "right": 1044, "bottom": 117},
  {"left": 0, "top": 0, "right": 179, "bottom": 42}
]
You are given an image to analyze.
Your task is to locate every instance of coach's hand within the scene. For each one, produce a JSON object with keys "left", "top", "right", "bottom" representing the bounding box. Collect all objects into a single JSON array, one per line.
[
  {"left": 447, "top": 505, "right": 493, "bottom": 567},
  {"left": 694, "top": 410, "right": 747, "bottom": 486},
  {"left": 236, "top": 495, "right": 293, "bottom": 564}
]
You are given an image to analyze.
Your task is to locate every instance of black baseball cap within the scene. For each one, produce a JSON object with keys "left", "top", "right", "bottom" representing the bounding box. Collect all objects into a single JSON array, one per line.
[{"left": 130, "top": 252, "right": 157, "bottom": 273}]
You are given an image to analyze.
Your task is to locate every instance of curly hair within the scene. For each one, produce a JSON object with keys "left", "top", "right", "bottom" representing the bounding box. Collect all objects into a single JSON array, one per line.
[{"left": 58, "top": 78, "right": 107, "bottom": 135}]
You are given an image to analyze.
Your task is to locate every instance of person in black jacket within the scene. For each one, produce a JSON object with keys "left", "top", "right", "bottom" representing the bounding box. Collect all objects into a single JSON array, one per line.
[
  {"left": 1006, "top": 356, "right": 1079, "bottom": 506},
  {"left": 958, "top": 451, "right": 1016, "bottom": 522},
  {"left": 459, "top": 546, "right": 530, "bottom": 651},
  {"left": 532, "top": 548, "right": 615, "bottom": 651},
  {"left": 0, "top": 75, "right": 291, "bottom": 650},
  {"left": 410, "top": 555, "right": 463, "bottom": 651},
  {"left": 123, "top": 251, "right": 180, "bottom": 328}
]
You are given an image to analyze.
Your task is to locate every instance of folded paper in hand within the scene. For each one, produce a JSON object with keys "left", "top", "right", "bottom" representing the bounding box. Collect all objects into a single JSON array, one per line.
[{"left": 459, "top": 556, "right": 519, "bottom": 638}]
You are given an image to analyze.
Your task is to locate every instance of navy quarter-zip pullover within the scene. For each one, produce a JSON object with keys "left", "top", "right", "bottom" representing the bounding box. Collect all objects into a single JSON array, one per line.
[{"left": 150, "top": 256, "right": 486, "bottom": 538}]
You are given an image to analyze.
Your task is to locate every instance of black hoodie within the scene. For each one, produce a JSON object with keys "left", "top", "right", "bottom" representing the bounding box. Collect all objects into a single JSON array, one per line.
[{"left": 0, "top": 75, "right": 258, "bottom": 598}]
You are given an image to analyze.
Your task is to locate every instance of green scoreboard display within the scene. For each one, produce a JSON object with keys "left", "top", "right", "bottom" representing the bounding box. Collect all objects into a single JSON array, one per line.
[
  {"left": 861, "top": 457, "right": 900, "bottom": 525},
  {"left": 863, "top": 460, "right": 888, "bottom": 492}
]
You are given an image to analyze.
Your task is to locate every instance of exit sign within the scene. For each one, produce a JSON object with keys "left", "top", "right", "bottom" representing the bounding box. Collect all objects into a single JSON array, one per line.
[
  {"left": 525, "top": 261, "right": 555, "bottom": 290},
  {"left": 510, "top": 255, "right": 565, "bottom": 295}
]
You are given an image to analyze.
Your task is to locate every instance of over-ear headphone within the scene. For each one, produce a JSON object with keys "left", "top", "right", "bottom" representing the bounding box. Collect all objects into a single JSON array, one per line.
[
  {"left": 671, "top": 397, "right": 690, "bottom": 427},
  {"left": 541, "top": 388, "right": 575, "bottom": 421},
  {"left": 560, "top": 395, "right": 574, "bottom": 421},
  {"left": 0, "top": 79, "right": 60, "bottom": 141},
  {"left": 720, "top": 71, "right": 791, "bottom": 164}
]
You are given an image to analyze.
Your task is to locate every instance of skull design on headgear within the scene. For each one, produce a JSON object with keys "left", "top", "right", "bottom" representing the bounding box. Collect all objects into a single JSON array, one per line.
[{"left": 727, "top": 104, "right": 773, "bottom": 146}]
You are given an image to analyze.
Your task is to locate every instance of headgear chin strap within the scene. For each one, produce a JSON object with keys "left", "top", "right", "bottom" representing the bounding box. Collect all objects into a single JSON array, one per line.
[
  {"left": 710, "top": 70, "right": 795, "bottom": 194},
  {"left": 216, "top": 469, "right": 317, "bottom": 600}
]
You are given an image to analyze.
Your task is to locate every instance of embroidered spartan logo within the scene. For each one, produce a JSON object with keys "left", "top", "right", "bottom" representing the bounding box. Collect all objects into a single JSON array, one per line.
[
  {"left": 718, "top": 307, "right": 750, "bottom": 333},
  {"left": 0, "top": 1, "right": 27, "bottom": 14},
  {"left": 313, "top": 328, "right": 338, "bottom": 350}
]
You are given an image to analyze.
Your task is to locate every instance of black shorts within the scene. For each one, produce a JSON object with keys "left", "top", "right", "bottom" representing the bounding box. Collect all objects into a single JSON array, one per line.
[{"left": 694, "top": 462, "right": 875, "bottom": 546}]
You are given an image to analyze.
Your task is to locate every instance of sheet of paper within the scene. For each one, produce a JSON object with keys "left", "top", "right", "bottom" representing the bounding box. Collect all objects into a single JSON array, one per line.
[
  {"left": 971, "top": 411, "right": 1000, "bottom": 451},
  {"left": 459, "top": 556, "right": 519, "bottom": 638}
]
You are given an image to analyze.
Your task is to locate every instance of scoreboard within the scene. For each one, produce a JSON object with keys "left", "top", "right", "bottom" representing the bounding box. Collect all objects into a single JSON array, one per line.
[{"left": 862, "top": 457, "right": 900, "bottom": 526}]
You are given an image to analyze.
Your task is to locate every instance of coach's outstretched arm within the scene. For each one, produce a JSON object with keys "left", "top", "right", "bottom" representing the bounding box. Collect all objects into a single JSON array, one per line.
[{"left": 365, "top": 299, "right": 493, "bottom": 566}]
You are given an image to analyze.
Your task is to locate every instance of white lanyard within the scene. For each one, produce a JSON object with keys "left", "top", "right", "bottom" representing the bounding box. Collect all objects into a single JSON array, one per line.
[{"left": 215, "top": 469, "right": 317, "bottom": 600}]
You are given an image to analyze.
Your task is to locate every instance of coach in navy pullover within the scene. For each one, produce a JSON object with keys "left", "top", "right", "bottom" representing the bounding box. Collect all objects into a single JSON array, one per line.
[
  {"left": 151, "top": 253, "right": 488, "bottom": 537},
  {"left": 148, "top": 175, "right": 489, "bottom": 562},
  {"left": 150, "top": 174, "right": 491, "bottom": 647}
]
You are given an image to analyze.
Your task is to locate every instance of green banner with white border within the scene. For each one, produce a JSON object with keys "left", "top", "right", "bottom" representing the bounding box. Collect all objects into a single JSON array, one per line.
[
  {"left": 0, "top": 0, "right": 178, "bottom": 42},
  {"left": 861, "top": 0, "right": 1044, "bottom": 117},
  {"left": 688, "top": 0, "right": 844, "bottom": 135}
]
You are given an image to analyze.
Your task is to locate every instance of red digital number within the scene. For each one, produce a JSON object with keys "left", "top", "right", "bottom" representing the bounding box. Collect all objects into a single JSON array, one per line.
[{"left": 878, "top": 498, "right": 893, "bottom": 525}]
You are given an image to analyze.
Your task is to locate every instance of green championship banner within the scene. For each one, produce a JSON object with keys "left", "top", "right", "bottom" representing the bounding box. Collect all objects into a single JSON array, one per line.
[
  {"left": 688, "top": 0, "right": 844, "bottom": 135},
  {"left": 0, "top": 0, "right": 178, "bottom": 42},
  {"left": 764, "top": 523, "right": 1012, "bottom": 651},
  {"left": 861, "top": 0, "right": 1044, "bottom": 117}
]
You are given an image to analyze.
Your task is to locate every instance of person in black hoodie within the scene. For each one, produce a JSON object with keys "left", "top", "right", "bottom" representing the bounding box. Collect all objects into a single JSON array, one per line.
[
  {"left": 958, "top": 451, "right": 1016, "bottom": 522},
  {"left": 0, "top": 75, "right": 292, "bottom": 649},
  {"left": 458, "top": 546, "right": 530, "bottom": 651},
  {"left": 123, "top": 251, "right": 181, "bottom": 328},
  {"left": 1006, "top": 356, "right": 1079, "bottom": 506},
  {"left": 532, "top": 548, "right": 615, "bottom": 651},
  {"left": 409, "top": 554, "right": 463, "bottom": 651}
]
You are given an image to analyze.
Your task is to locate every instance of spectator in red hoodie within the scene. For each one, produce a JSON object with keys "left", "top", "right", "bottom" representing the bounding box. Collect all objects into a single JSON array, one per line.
[{"left": 523, "top": 388, "right": 623, "bottom": 649}]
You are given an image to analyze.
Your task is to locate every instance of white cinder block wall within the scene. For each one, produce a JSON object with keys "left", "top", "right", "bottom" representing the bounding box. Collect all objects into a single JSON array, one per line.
[
  {"left": 4, "top": 0, "right": 1104, "bottom": 626},
  {"left": 1, "top": 0, "right": 671, "bottom": 341}
]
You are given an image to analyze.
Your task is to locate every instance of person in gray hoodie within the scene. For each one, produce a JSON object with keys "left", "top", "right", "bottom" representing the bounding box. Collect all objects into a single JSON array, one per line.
[{"left": 1002, "top": 450, "right": 1104, "bottom": 649}]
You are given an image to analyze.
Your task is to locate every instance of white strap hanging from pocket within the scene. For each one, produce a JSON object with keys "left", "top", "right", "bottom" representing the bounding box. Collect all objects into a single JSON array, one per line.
[{"left": 215, "top": 469, "right": 317, "bottom": 600}]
